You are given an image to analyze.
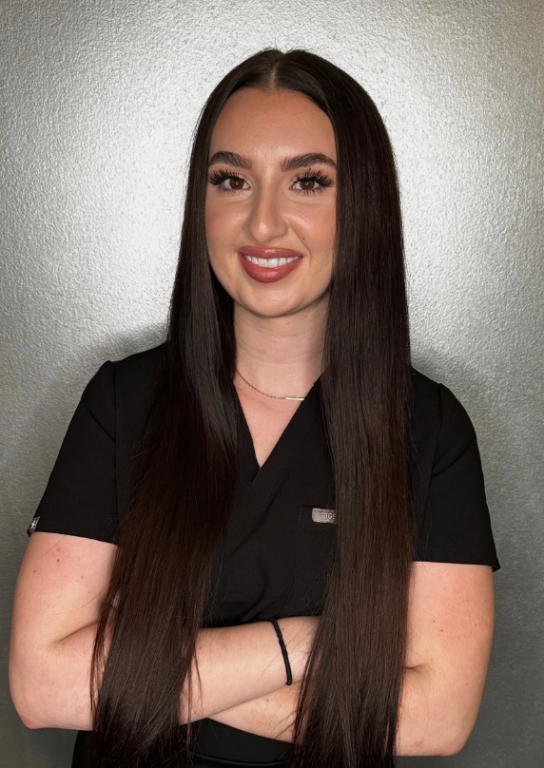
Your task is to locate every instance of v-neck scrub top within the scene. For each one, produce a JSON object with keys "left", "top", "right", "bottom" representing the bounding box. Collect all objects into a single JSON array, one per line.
[{"left": 26, "top": 344, "right": 501, "bottom": 767}]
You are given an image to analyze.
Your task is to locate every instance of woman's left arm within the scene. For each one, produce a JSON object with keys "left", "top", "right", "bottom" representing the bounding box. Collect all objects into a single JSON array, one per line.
[
  {"left": 210, "top": 561, "right": 496, "bottom": 756},
  {"left": 395, "top": 560, "right": 496, "bottom": 756}
]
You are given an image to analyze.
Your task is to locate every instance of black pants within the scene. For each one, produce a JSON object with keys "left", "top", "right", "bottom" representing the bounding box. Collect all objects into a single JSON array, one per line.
[{"left": 72, "top": 718, "right": 291, "bottom": 768}]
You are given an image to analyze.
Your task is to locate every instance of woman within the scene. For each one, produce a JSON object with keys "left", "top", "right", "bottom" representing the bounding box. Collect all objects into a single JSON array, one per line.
[{"left": 9, "top": 49, "right": 500, "bottom": 767}]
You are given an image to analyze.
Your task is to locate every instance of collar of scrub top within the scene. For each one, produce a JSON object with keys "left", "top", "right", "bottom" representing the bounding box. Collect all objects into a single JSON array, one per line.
[{"left": 236, "top": 373, "right": 324, "bottom": 506}]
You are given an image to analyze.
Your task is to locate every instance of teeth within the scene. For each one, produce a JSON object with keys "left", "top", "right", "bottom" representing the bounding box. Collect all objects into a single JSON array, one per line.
[{"left": 245, "top": 255, "right": 301, "bottom": 267}]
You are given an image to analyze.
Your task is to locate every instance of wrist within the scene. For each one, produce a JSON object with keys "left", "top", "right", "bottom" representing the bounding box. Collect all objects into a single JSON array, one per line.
[{"left": 272, "top": 617, "right": 317, "bottom": 684}]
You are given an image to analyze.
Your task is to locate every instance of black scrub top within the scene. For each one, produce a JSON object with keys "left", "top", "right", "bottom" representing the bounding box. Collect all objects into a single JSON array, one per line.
[{"left": 26, "top": 343, "right": 501, "bottom": 767}]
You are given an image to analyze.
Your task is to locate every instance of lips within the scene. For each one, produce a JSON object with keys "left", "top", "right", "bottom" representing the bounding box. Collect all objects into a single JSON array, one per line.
[
  {"left": 238, "top": 247, "right": 303, "bottom": 284},
  {"left": 239, "top": 246, "right": 303, "bottom": 259}
]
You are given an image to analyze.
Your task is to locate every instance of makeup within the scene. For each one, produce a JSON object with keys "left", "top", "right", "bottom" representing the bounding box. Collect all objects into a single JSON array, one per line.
[{"left": 238, "top": 247, "right": 303, "bottom": 284}]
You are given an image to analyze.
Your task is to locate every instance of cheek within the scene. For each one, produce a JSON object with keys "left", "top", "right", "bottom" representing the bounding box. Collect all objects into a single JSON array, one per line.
[
  {"left": 298, "top": 203, "right": 336, "bottom": 254},
  {"left": 205, "top": 198, "right": 221, "bottom": 245},
  {"left": 307, "top": 206, "right": 335, "bottom": 284},
  {"left": 205, "top": 199, "right": 241, "bottom": 253},
  {"left": 205, "top": 203, "right": 236, "bottom": 288}
]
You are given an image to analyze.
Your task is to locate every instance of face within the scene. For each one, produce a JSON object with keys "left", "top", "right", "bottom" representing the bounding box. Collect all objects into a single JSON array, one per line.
[{"left": 205, "top": 88, "right": 337, "bottom": 320}]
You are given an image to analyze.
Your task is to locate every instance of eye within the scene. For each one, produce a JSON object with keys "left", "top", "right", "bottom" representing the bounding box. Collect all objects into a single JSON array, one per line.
[
  {"left": 208, "top": 170, "right": 249, "bottom": 194},
  {"left": 292, "top": 170, "right": 334, "bottom": 195},
  {"left": 207, "top": 167, "right": 334, "bottom": 196},
  {"left": 294, "top": 177, "right": 319, "bottom": 193}
]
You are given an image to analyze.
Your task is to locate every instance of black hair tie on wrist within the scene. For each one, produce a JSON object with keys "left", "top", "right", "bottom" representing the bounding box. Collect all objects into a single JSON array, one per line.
[{"left": 268, "top": 618, "right": 293, "bottom": 686}]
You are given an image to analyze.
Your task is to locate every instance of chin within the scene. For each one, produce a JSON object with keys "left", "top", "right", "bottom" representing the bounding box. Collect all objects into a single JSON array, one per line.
[{"left": 236, "top": 295, "right": 308, "bottom": 319}]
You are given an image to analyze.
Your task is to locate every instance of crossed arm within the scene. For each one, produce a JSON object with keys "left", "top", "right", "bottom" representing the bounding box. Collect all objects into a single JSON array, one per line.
[
  {"left": 9, "top": 533, "right": 495, "bottom": 758},
  {"left": 209, "top": 561, "right": 496, "bottom": 757}
]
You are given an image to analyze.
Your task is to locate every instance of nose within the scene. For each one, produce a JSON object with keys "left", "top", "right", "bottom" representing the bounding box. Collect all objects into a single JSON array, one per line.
[{"left": 245, "top": 182, "right": 289, "bottom": 243}]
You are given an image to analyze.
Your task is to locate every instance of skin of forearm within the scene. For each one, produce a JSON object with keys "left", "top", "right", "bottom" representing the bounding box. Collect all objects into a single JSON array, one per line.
[
  {"left": 209, "top": 667, "right": 463, "bottom": 756},
  {"left": 180, "top": 619, "right": 310, "bottom": 724},
  {"left": 24, "top": 618, "right": 311, "bottom": 730},
  {"left": 21, "top": 622, "right": 106, "bottom": 730},
  {"left": 395, "top": 666, "right": 464, "bottom": 756},
  {"left": 210, "top": 680, "right": 302, "bottom": 742}
]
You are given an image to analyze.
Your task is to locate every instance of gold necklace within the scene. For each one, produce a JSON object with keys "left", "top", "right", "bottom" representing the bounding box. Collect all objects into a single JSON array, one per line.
[{"left": 235, "top": 368, "right": 306, "bottom": 401}]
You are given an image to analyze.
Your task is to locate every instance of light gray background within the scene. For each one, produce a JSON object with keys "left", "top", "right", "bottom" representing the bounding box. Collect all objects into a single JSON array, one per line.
[{"left": 1, "top": 1, "right": 542, "bottom": 766}]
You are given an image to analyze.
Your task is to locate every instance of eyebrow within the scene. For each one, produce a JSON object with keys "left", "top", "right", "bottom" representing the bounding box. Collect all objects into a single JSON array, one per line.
[{"left": 207, "top": 151, "right": 337, "bottom": 172}]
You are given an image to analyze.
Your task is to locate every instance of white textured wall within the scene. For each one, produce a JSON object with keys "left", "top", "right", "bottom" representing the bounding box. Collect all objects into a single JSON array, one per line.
[{"left": 2, "top": 1, "right": 542, "bottom": 765}]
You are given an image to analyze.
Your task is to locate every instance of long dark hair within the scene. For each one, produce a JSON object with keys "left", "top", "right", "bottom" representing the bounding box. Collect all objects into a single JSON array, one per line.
[{"left": 90, "top": 48, "right": 414, "bottom": 767}]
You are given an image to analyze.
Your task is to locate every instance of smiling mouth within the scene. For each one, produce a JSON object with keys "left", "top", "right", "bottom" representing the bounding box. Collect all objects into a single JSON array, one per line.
[{"left": 241, "top": 254, "right": 302, "bottom": 268}]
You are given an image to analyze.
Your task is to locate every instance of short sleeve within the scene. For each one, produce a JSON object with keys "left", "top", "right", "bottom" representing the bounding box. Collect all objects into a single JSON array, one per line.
[
  {"left": 26, "top": 360, "right": 119, "bottom": 544},
  {"left": 415, "top": 383, "right": 501, "bottom": 572}
]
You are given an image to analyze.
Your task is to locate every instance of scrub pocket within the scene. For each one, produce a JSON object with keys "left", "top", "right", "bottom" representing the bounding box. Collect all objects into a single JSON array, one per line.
[{"left": 279, "top": 504, "right": 336, "bottom": 617}]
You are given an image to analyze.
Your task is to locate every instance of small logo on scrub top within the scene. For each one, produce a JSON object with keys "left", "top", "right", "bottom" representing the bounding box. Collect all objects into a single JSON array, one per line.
[
  {"left": 27, "top": 516, "right": 40, "bottom": 534},
  {"left": 311, "top": 507, "right": 336, "bottom": 524}
]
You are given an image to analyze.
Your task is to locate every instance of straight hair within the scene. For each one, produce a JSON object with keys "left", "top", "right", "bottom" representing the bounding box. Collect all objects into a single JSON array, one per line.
[{"left": 89, "top": 48, "right": 415, "bottom": 767}]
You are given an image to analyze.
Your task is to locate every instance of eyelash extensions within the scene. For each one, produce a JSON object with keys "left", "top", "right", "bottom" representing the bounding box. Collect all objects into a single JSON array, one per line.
[{"left": 208, "top": 167, "right": 334, "bottom": 195}]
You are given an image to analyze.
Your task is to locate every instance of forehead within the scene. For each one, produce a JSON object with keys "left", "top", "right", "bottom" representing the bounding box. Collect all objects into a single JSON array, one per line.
[{"left": 210, "top": 88, "right": 336, "bottom": 162}]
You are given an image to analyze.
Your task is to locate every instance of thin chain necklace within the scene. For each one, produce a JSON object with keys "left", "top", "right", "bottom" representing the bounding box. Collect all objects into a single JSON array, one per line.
[{"left": 235, "top": 368, "right": 306, "bottom": 401}]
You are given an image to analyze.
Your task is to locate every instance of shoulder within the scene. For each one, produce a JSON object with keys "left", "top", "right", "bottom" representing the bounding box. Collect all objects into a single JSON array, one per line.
[
  {"left": 111, "top": 342, "right": 165, "bottom": 381},
  {"left": 410, "top": 367, "right": 500, "bottom": 571},
  {"left": 110, "top": 342, "right": 166, "bottom": 428},
  {"left": 409, "top": 366, "right": 484, "bottom": 505},
  {"left": 410, "top": 365, "right": 477, "bottom": 444},
  {"left": 409, "top": 366, "right": 441, "bottom": 460},
  {"left": 84, "top": 343, "right": 164, "bottom": 392},
  {"left": 80, "top": 343, "right": 165, "bottom": 436}
]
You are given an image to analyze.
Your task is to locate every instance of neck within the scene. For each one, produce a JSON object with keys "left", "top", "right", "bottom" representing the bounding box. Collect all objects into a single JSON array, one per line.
[{"left": 233, "top": 295, "right": 328, "bottom": 394}]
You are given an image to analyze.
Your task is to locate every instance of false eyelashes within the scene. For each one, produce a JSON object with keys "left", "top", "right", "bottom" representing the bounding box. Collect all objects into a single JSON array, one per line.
[{"left": 208, "top": 167, "right": 334, "bottom": 195}]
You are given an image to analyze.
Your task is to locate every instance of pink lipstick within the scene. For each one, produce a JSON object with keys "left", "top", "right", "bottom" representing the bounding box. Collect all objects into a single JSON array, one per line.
[{"left": 238, "top": 246, "right": 303, "bottom": 284}]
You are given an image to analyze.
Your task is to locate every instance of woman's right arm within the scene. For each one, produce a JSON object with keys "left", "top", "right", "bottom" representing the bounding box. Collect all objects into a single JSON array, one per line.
[{"left": 9, "top": 531, "right": 316, "bottom": 731}]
